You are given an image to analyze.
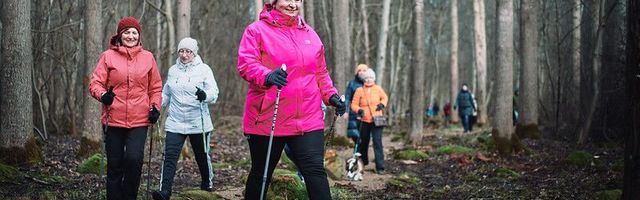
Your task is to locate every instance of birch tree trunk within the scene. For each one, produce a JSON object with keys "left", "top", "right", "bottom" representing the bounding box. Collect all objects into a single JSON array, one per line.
[
  {"left": 375, "top": 0, "right": 391, "bottom": 84},
  {"left": 165, "top": 0, "right": 175, "bottom": 67},
  {"left": 410, "top": 0, "right": 426, "bottom": 145},
  {"left": 79, "top": 0, "right": 104, "bottom": 158},
  {"left": 450, "top": 0, "right": 460, "bottom": 123},
  {"left": 516, "top": 0, "right": 541, "bottom": 139},
  {"left": 360, "top": 0, "right": 371, "bottom": 65},
  {"left": 492, "top": 0, "right": 518, "bottom": 155},
  {"left": 332, "top": 0, "right": 350, "bottom": 138},
  {"left": 571, "top": 0, "right": 582, "bottom": 128},
  {"left": 0, "top": 0, "right": 42, "bottom": 165},
  {"left": 473, "top": 0, "right": 488, "bottom": 125},
  {"left": 255, "top": 0, "right": 263, "bottom": 21},
  {"left": 177, "top": 0, "right": 191, "bottom": 40},
  {"left": 305, "top": 0, "right": 314, "bottom": 27}
]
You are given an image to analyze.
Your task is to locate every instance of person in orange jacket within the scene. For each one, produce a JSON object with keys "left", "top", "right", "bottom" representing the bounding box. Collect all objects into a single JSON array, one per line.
[
  {"left": 351, "top": 68, "right": 388, "bottom": 175},
  {"left": 89, "top": 16, "right": 163, "bottom": 200}
]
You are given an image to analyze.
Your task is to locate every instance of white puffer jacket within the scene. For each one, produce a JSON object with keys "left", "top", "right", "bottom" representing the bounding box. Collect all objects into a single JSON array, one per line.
[{"left": 162, "top": 55, "right": 219, "bottom": 134}]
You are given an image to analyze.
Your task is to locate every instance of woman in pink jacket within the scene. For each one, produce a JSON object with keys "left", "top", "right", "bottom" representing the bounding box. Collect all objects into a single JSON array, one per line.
[
  {"left": 89, "top": 16, "right": 162, "bottom": 200},
  {"left": 237, "top": 0, "right": 346, "bottom": 199}
]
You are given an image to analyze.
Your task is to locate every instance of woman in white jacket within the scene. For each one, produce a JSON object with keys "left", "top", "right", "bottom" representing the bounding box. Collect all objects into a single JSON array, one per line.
[{"left": 153, "top": 37, "right": 219, "bottom": 200}]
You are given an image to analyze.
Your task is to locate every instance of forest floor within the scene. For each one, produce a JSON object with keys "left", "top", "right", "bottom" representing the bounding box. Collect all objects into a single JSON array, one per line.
[{"left": 0, "top": 116, "right": 624, "bottom": 199}]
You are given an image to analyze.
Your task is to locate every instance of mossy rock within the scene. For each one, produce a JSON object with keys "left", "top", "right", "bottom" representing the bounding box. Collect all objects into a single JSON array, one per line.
[
  {"left": 594, "top": 189, "right": 622, "bottom": 200},
  {"left": 77, "top": 153, "right": 107, "bottom": 175},
  {"left": 495, "top": 167, "right": 520, "bottom": 179},
  {"left": 0, "top": 162, "right": 22, "bottom": 180},
  {"left": 174, "top": 189, "right": 224, "bottom": 200},
  {"left": 267, "top": 169, "right": 308, "bottom": 200},
  {"left": 279, "top": 154, "right": 298, "bottom": 171},
  {"left": 328, "top": 135, "right": 352, "bottom": 147},
  {"left": 387, "top": 172, "right": 422, "bottom": 189},
  {"left": 394, "top": 149, "right": 429, "bottom": 161},
  {"left": 435, "top": 145, "right": 475, "bottom": 156},
  {"left": 567, "top": 151, "right": 593, "bottom": 166}
]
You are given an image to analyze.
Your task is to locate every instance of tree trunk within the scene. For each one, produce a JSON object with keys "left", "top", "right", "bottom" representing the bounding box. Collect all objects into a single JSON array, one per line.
[
  {"left": 450, "top": 0, "right": 460, "bottom": 123},
  {"left": 164, "top": 0, "right": 175, "bottom": 68},
  {"left": 492, "top": 0, "right": 517, "bottom": 155},
  {"left": 473, "top": 0, "right": 488, "bottom": 125},
  {"left": 578, "top": 0, "right": 605, "bottom": 145},
  {"left": 516, "top": 0, "right": 541, "bottom": 139},
  {"left": 571, "top": 0, "right": 582, "bottom": 128},
  {"left": 360, "top": 0, "right": 371, "bottom": 66},
  {"left": 78, "top": 0, "right": 104, "bottom": 159},
  {"left": 0, "top": 0, "right": 42, "bottom": 165},
  {"left": 375, "top": 0, "right": 391, "bottom": 85},
  {"left": 332, "top": 0, "right": 350, "bottom": 138},
  {"left": 623, "top": 0, "right": 640, "bottom": 197},
  {"left": 410, "top": 0, "right": 426, "bottom": 146},
  {"left": 177, "top": 0, "right": 191, "bottom": 40},
  {"left": 305, "top": 0, "right": 314, "bottom": 27},
  {"left": 255, "top": 0, "right": 263, "bottom": 21}
]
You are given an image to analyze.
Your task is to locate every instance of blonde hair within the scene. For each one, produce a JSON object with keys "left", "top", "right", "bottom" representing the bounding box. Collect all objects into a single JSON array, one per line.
[{"left": 355, "top": 64, "right": 369, "bottom": 74}]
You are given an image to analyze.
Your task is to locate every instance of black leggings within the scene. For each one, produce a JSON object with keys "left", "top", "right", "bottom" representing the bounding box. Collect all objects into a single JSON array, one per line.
[
  {"left": 105, "top": 126, "right": 148, "bottom": 200},
  {"left": 159, "top": 131, "right": 213, "bottom": 194},
  {"left": 244, "top": 130, "right": 331, "bottom": 200}
]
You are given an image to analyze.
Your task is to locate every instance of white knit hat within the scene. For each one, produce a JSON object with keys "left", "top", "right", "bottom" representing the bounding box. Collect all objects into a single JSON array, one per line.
[
  {"left": 177, "top": 37, "right": 198, "bottom": 55},
  {"left": 359, "top": 68, "right": 376, "bottom": 81}
]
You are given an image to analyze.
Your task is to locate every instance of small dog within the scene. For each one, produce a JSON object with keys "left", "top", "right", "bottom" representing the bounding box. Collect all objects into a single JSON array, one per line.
[{"left": 345, "top": 152, "right": 364, "bottom": 181}]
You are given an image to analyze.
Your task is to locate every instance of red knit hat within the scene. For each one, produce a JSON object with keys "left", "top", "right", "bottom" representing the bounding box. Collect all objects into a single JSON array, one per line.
[{"left": 117, "top": 16, "right": 141, "bottom": 34}]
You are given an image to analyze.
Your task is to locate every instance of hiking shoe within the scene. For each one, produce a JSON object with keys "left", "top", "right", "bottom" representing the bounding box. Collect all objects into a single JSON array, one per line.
[
  {"left": 376, "top": 170, "right": 385, "bottom": 175},
  {"left": 200, "top": 186, "right": 213, "bottom": 192},
  {"left": 152, "top": 190, "right": 170, "bottom": 200}
]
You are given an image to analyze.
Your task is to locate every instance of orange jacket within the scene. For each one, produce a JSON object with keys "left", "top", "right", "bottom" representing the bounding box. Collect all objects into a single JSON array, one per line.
[
  {"left": 350, "top": 85, "right": 388, "bottom": 123},
  {"left": 89, "top": 44, "right": 162, "bottom": 128}
]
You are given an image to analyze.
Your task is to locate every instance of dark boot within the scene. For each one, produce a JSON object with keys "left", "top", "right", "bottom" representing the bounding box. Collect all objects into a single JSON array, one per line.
[{"left": 152, "top": 190, "right": 170, "bottom": 200}]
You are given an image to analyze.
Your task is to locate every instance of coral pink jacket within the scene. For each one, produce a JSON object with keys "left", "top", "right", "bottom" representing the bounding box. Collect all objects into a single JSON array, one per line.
[
  {"left": 237, "top": 6, "right": 337, "bottom": 136},
  {"left": 89, "top": 43, "right": 162, "bottom": 128}
]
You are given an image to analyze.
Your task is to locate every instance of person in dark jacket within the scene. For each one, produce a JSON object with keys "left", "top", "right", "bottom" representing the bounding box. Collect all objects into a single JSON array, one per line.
[
  {"left": 454, "top": 83, "right": 476, "bottom": 133},
  {"left": 345, "top": 64, "right": 369, "bottom": 143}
]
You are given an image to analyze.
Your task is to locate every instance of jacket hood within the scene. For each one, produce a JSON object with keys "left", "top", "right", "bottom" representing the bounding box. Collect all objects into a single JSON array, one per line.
[
  {"left": 108, "top": 34, "right": 143, "bottom": 59},
  {"left": 175, "top": 54, "right": 204, "bottom": 70},
  {"left": 259, "top": 4, "right": 307, "bottom": 29}
]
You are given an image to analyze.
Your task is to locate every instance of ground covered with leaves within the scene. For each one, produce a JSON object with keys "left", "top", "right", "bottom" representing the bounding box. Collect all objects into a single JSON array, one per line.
[{"left": 0, "top": 116, "right": 624, "bottom": 199}]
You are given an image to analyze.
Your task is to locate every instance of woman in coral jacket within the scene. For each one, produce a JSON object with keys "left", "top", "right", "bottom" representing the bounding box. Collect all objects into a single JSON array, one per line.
[
  {"left": 237, "top": 0, "right": 346, "bottom": 199},
  {"left": 89, "top": 16, "right": 162, "bottom": 200},
  {"left": 351, "top": 69, "right": 389, "bottom": 175}
]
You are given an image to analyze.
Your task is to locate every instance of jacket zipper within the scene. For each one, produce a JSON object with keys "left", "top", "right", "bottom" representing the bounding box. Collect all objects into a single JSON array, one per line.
[{"left": 286, "top": 28, "right": 305, "bottom": 134}]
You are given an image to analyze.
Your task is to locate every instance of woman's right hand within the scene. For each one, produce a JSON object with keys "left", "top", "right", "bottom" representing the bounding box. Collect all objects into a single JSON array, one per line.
[
  {"left": 265, "top": 68, "right": 288, "bottom": 89},
  {"left": 101, "top": 86, "right": 115, "bottom": 106}
]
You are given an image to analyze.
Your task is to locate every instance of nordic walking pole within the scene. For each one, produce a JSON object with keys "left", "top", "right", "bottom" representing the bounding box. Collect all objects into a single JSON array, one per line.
[
  {"left": 259, "top": 64, "right": 286, "bottom": 200},
  {"left": 324, "top": 95, "right": 345, "bottom": 149},
  {"left": 147, "top": 114, "right": 156, "bottom": 200},
  {"left": 197, "top": 83, "right": 212, "bottom": 190},
  {"left": 101, "top": 86, "right": 113, "bottom": 200}
]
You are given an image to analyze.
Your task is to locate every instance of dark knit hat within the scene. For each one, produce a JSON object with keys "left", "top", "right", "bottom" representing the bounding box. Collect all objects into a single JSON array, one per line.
[{"left": 117, "top": 16, "right": 141, "bottom": 34}]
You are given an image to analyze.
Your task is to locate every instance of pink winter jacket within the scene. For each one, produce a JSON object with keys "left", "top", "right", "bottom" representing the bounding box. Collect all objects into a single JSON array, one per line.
[
  {"left": 237, "top": 6, "right": 338, "bottom": 136},
  {"left": 89, "top": 41, "right": 163, "bottom": 128}
]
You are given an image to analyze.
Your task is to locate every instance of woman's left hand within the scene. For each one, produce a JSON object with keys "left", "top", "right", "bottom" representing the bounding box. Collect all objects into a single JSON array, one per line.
[
  {"left": 329, "top": 94, "right": 346, "bottom": 116},
  {"left": 376, "top": 103, "right": 385, "bottom": 111}
]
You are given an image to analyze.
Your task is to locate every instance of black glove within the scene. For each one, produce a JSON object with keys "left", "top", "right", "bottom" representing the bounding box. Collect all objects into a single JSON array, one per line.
[
  {"left": 196, "top": 87, "right": 206, "bottom": 102},
  {"left": 357, "top": 109, "right": 364, "bottom": 117},
  {"left": 329, "top": 94, "right": 346, "bottom": 116},
  {"left": 149, "top": 106, "right": 160, "bottom": 124},
  {"left": 101, "top": 86, "right": 115, "bottom": 106},
  {"left": 376, "top": 103, "right": 385, "bottom": 111},
  {"left": 265, "top": 68, "right": 288, "bottom": 89}
]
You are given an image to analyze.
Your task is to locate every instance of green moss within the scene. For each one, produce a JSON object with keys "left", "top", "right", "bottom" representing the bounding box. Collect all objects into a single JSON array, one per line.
[
  {"left": 212, "top": 162, "right": 232, "bottom": 169},
  {"left": 329, "top": 135, "right": 353, "bottom": 147},
  {"left": 331, "top": 187, "right": 358, "bottom": 199},
  {"left": 0, "top": 162, "right": 22, "bottom": 180},
  {"left": 173, "top": 189, "right": 224, "bottom": 200},
  {"left": 495, "top": 167, "right": 520, "bottom": 179},
  {"left": 567, "top": 151, "right": 593, "bottom": 166},
  {"left": 77, "top": 137, "right": 102, "bottom": 159},
  {"left": 237, "top": 158, "right": 251, "bottom": 168},
  {"left": 462, "top": 173, "right": 481, "bottom": 182},
  {"left": 394, "top": 149, "right": 429, "bottom": 160},
  {"left": 77, "top": 153, "right": 106, "bottom": 175},
  {"left": 435, "top": 145, "right": 475, "bottom": 155},
  {"left": 40, "top": 175, "right": 67, "bottom": 184},
  {"left": 267, "top": 169, "right": 308, "bottom": 200},
  {"left": 594, "top": 189, "right": 622, "bottom": 200},
  {"left": 0, "top": 136, "right": 43, "bottom": 166},
  {"left": 612, "top": 159, "right": 624, "bottom": 172},
  {"left": 387, "top": 172, "right": 422, "bottom": 189},
  {"left": 491, "top": 129, "right": 524, "bottom": 155},
  {"left": 279, "top": 154, "right": 297, "bottom": 171}
]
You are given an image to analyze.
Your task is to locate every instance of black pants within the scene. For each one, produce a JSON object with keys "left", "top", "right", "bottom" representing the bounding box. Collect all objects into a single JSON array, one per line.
[
  {"left": 358, "top": 122, "right": 385, "bottom": 171},
  {"left": 244, "top": 130, "right": 331, "bottom": 200},
  {"left": 158, "top": 131, "right": 214, "bottom": 194},
  {"left": 105, "top": 126, "right": 148, "bottom": 200}
]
